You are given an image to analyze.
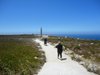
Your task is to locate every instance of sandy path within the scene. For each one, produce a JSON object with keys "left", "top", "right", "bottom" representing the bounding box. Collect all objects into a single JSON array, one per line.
[{"left": 35, "top": 39, "right": 96, "bottom": 75}]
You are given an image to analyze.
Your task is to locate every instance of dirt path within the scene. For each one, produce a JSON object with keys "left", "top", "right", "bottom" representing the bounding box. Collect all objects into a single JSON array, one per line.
[{"left": 35, "top": 39, "right": 96, "bottom": 75}]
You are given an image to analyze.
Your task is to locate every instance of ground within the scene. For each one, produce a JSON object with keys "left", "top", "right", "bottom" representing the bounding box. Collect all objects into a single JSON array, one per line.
[{"left": 35, "top": 39, "right": 96, "bottom": 75}]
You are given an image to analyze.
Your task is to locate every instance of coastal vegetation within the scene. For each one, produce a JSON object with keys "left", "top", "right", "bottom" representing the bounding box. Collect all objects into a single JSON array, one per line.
[
  {"left": 48, "top": 36, "right": 100, "bottom": 62},
  {"left": 0, "top": 35, "right": 45, "bottom": 75}
]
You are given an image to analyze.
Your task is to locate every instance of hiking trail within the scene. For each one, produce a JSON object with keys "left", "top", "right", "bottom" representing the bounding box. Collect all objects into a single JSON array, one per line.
[{"left": 34, "top": 39, "right": 96, "bottom": 75}]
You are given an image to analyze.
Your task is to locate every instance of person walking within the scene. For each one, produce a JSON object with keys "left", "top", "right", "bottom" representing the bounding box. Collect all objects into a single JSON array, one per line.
[
  {"left": 44, "top": 38, "right": 47, "bottom": 45},
  {"left": 55, "top": 42, "right": 63, "bottom": 59}
]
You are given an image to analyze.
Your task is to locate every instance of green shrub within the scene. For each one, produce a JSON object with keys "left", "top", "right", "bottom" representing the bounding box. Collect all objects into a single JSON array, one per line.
[{"left": 0, "top": 38, "right": 45, "bottom": 75}]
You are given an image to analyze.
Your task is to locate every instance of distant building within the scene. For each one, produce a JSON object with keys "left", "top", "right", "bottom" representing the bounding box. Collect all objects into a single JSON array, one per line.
[{"left": 42, "top": 35, "right": 48, "bottom": 38}]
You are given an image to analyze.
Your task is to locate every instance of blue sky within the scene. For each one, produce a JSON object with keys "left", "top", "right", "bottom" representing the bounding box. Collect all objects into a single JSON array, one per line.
[{"left": 0, "top": 0, "right": 100, "bottom": 34}]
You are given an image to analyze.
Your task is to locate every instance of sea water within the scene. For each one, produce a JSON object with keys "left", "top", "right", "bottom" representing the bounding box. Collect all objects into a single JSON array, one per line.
[{"left": 49, "top": 34, "right": 100, "bottom": 40}]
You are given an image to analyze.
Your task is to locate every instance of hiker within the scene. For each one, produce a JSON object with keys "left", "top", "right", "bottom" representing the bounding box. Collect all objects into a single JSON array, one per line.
[
  {"left": 55, "top": 42, "right": 63, "bottom": 59},
  {"left": 44, "top": 38, "right": 47, "bottom": 45}
]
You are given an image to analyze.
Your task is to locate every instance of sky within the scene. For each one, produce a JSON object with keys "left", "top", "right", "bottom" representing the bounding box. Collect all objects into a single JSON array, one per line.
[{"left": 0, "top": 0, "right": 100, "bottom": 34}]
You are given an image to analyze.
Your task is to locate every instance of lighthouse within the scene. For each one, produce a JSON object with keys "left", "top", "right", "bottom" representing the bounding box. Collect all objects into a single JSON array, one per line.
[{"left": 40, "top": 27, "right": 42, "bottom": 37}]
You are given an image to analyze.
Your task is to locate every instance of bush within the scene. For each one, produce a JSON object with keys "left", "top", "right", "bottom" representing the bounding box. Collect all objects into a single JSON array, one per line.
[{"left": 0, "top": 38, "right": 45, "bottom": 75}]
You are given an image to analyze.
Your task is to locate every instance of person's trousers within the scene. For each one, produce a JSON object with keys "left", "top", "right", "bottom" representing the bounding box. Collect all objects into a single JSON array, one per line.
[{"left": 57, "top": 50, "right": 62, "bottom": 58}]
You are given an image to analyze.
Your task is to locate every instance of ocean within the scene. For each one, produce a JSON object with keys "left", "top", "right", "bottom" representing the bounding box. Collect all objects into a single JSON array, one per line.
[{"left": 49, "top": 34, "right": 100, "bottom": 40}]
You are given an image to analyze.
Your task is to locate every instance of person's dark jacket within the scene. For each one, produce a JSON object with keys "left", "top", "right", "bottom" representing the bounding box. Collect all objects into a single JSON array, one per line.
[
  {"left": 56, "top": 43, "right": 63, "bottom": 53},
  {"left": 44, "top": 38, "right": 47, "bottom": 44}
]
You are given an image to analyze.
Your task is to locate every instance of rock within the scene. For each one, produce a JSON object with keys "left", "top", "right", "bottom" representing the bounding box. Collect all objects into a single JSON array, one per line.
[
  {"left": 87, "top": 63, "right": 95, "bottom": 71},
  {"left": 90, "top": 43, "right": 94, "bottom": 45},
  {"left": 34, "top": 56, "right": 38, "bottom": 59},
  {"left": 79, "top": 61, "right": 85, "bottom": 65},
  {"left": 78, "top": 44, "right": 81, "bottom": 46}
]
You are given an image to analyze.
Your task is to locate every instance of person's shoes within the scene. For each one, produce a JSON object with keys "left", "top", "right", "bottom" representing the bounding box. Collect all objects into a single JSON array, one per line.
[{"left": 60, "top": 57, "right": 62, "bottom": 59}]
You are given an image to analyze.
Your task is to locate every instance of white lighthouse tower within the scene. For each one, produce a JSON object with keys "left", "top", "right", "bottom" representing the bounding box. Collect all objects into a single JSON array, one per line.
[{"left": 40, "top": 27, "right": 42, "bottom": 38}]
